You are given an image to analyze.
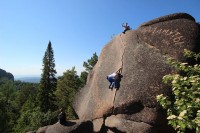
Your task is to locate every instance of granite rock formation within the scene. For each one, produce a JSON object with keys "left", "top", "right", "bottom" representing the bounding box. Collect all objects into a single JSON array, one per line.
[
  {"left": 73, "top": 13, "right": 199, "bottom": 133},
  {"left": 40, "top": 13, "right": 200, "bottom": 133}
]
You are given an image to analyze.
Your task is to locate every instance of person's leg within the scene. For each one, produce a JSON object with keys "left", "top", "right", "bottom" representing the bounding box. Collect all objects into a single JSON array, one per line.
[
  {"left": 107, "top": 76, "right": 112, "bottom": 88},
  {"left": 109, "top": 82, "right": 112, "bottom": 89}
]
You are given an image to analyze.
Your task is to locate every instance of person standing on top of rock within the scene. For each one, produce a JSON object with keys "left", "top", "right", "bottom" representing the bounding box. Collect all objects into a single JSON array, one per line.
[
  {"left": 58, "top": 107, "right": 66, "bottom": 125},
  {"left": 122, "top": 22, "right": 131, "bottom": 34},
  {"left": 107, "top": 68, "right": 123, "bottom": 89}
]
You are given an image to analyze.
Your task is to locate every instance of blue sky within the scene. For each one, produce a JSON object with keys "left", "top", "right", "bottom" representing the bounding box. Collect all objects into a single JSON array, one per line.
[{"left": 0, "top": 0, "right": 199, "bottom": 77}]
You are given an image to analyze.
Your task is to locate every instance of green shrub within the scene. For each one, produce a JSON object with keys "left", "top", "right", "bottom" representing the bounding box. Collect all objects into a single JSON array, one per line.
[{"left": 157, "top": 49, "right": 200, "bottom": 133}]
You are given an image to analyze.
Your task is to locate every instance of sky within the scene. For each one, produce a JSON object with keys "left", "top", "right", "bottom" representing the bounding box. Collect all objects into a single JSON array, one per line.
[{"left": 0, "top": 0, "right": 200, "bottom": 77}]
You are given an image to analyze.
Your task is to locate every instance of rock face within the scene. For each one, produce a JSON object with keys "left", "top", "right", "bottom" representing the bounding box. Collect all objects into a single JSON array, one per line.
[
  {"left": 105, "top": 115, "right": 154, "bottom": 133},
  {"left": 37, "top": 126, "right": 50, "bottom": 133},
  {"left": 73, "top": 13, "right": 200, "bottom": 133}
]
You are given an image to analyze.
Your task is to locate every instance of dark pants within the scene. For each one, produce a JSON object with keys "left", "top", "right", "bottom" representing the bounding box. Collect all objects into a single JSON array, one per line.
[{"left": 107, "top": 76, "right": 117, "bottom": 88}]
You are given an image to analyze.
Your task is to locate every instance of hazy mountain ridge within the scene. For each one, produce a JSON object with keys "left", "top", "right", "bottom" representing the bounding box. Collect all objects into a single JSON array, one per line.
[
  {"left": 15, "top": 77, "right": 41, "bottom": 83},
  {"left": 0, "top": 68, "right": 14, "bottom": 81}
]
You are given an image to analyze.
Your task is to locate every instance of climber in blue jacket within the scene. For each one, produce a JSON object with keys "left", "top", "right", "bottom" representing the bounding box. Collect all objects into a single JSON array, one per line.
[{"left": 107, "top": 68, "right": 122, "bottom": 89}]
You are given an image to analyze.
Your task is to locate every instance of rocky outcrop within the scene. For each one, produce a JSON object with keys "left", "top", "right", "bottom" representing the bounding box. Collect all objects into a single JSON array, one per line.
[
  {"left": 37, "top": 13, "right": 200, "bottom": 133},
  {"left": 72, "top": 13, "right": 200, "bottom": 133},
  {"left": 0, "top": 68, "right": 14, "bottom": 81}
]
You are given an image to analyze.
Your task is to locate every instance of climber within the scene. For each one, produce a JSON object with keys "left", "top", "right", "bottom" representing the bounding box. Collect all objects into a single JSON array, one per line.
[
  {"left": 107, "top": 68, "right": 123, "bottom": 90},
  {"left": 58, "top": 107, "right": 66, "bottom": 125},
  {"left": 122, "top": 22, "right": 131, "bottom": 34}
]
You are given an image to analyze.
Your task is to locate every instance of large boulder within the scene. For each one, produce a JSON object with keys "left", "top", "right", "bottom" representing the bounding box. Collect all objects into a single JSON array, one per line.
[
  {"left": 93, "top": 118, "right": 104, "bottom": 132},
  {"left": 73, "top": 13, "right": 200, "bottom": 132},
  {"left": 105, "top": 115, "right": 154, "bottom": 133}
]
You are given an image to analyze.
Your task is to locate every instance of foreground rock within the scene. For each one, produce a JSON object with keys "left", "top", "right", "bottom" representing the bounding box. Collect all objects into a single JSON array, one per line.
[
  {"left": 105, "top": 115, "right": 154, "bottom": 133},
  {"left": 38, "top": 120, "right": 93, "bottom": 133},
  {"left": 73, "top": 13, "right": 200, "bottom": 133},
  {"left": 37, "top": 126, "right": 50, "bottom": 133}
]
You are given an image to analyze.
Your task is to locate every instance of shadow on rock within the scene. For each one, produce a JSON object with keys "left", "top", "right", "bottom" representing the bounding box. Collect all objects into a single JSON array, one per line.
[
  {"left": 64, "top": 121, "right": 76, "bottom": 126},
  {"left": 41, "top": 120, "right": 93, "bottom": 133}
]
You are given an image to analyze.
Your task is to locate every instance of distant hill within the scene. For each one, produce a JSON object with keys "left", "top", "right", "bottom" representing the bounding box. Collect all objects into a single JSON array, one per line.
[
  {"left": 0, "top": 68, "right": 14, "bottom": 81},
  {"left": 15, "top": 77, "right": 40, "bottom": 83}
]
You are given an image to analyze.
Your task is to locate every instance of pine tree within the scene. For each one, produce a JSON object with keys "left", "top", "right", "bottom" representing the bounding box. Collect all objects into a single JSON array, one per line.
[
  {"left": 79, "top": 71, "right": 88, "bottom": 86},
  {"left": 81, "top": 52, "right": 98, "bottom": 85},
  {"left": 83, "top": 52, "right": 98, "bottom": 72},
  {"left": 37, "top": 41, "right": 57, "bottom": 113}
]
